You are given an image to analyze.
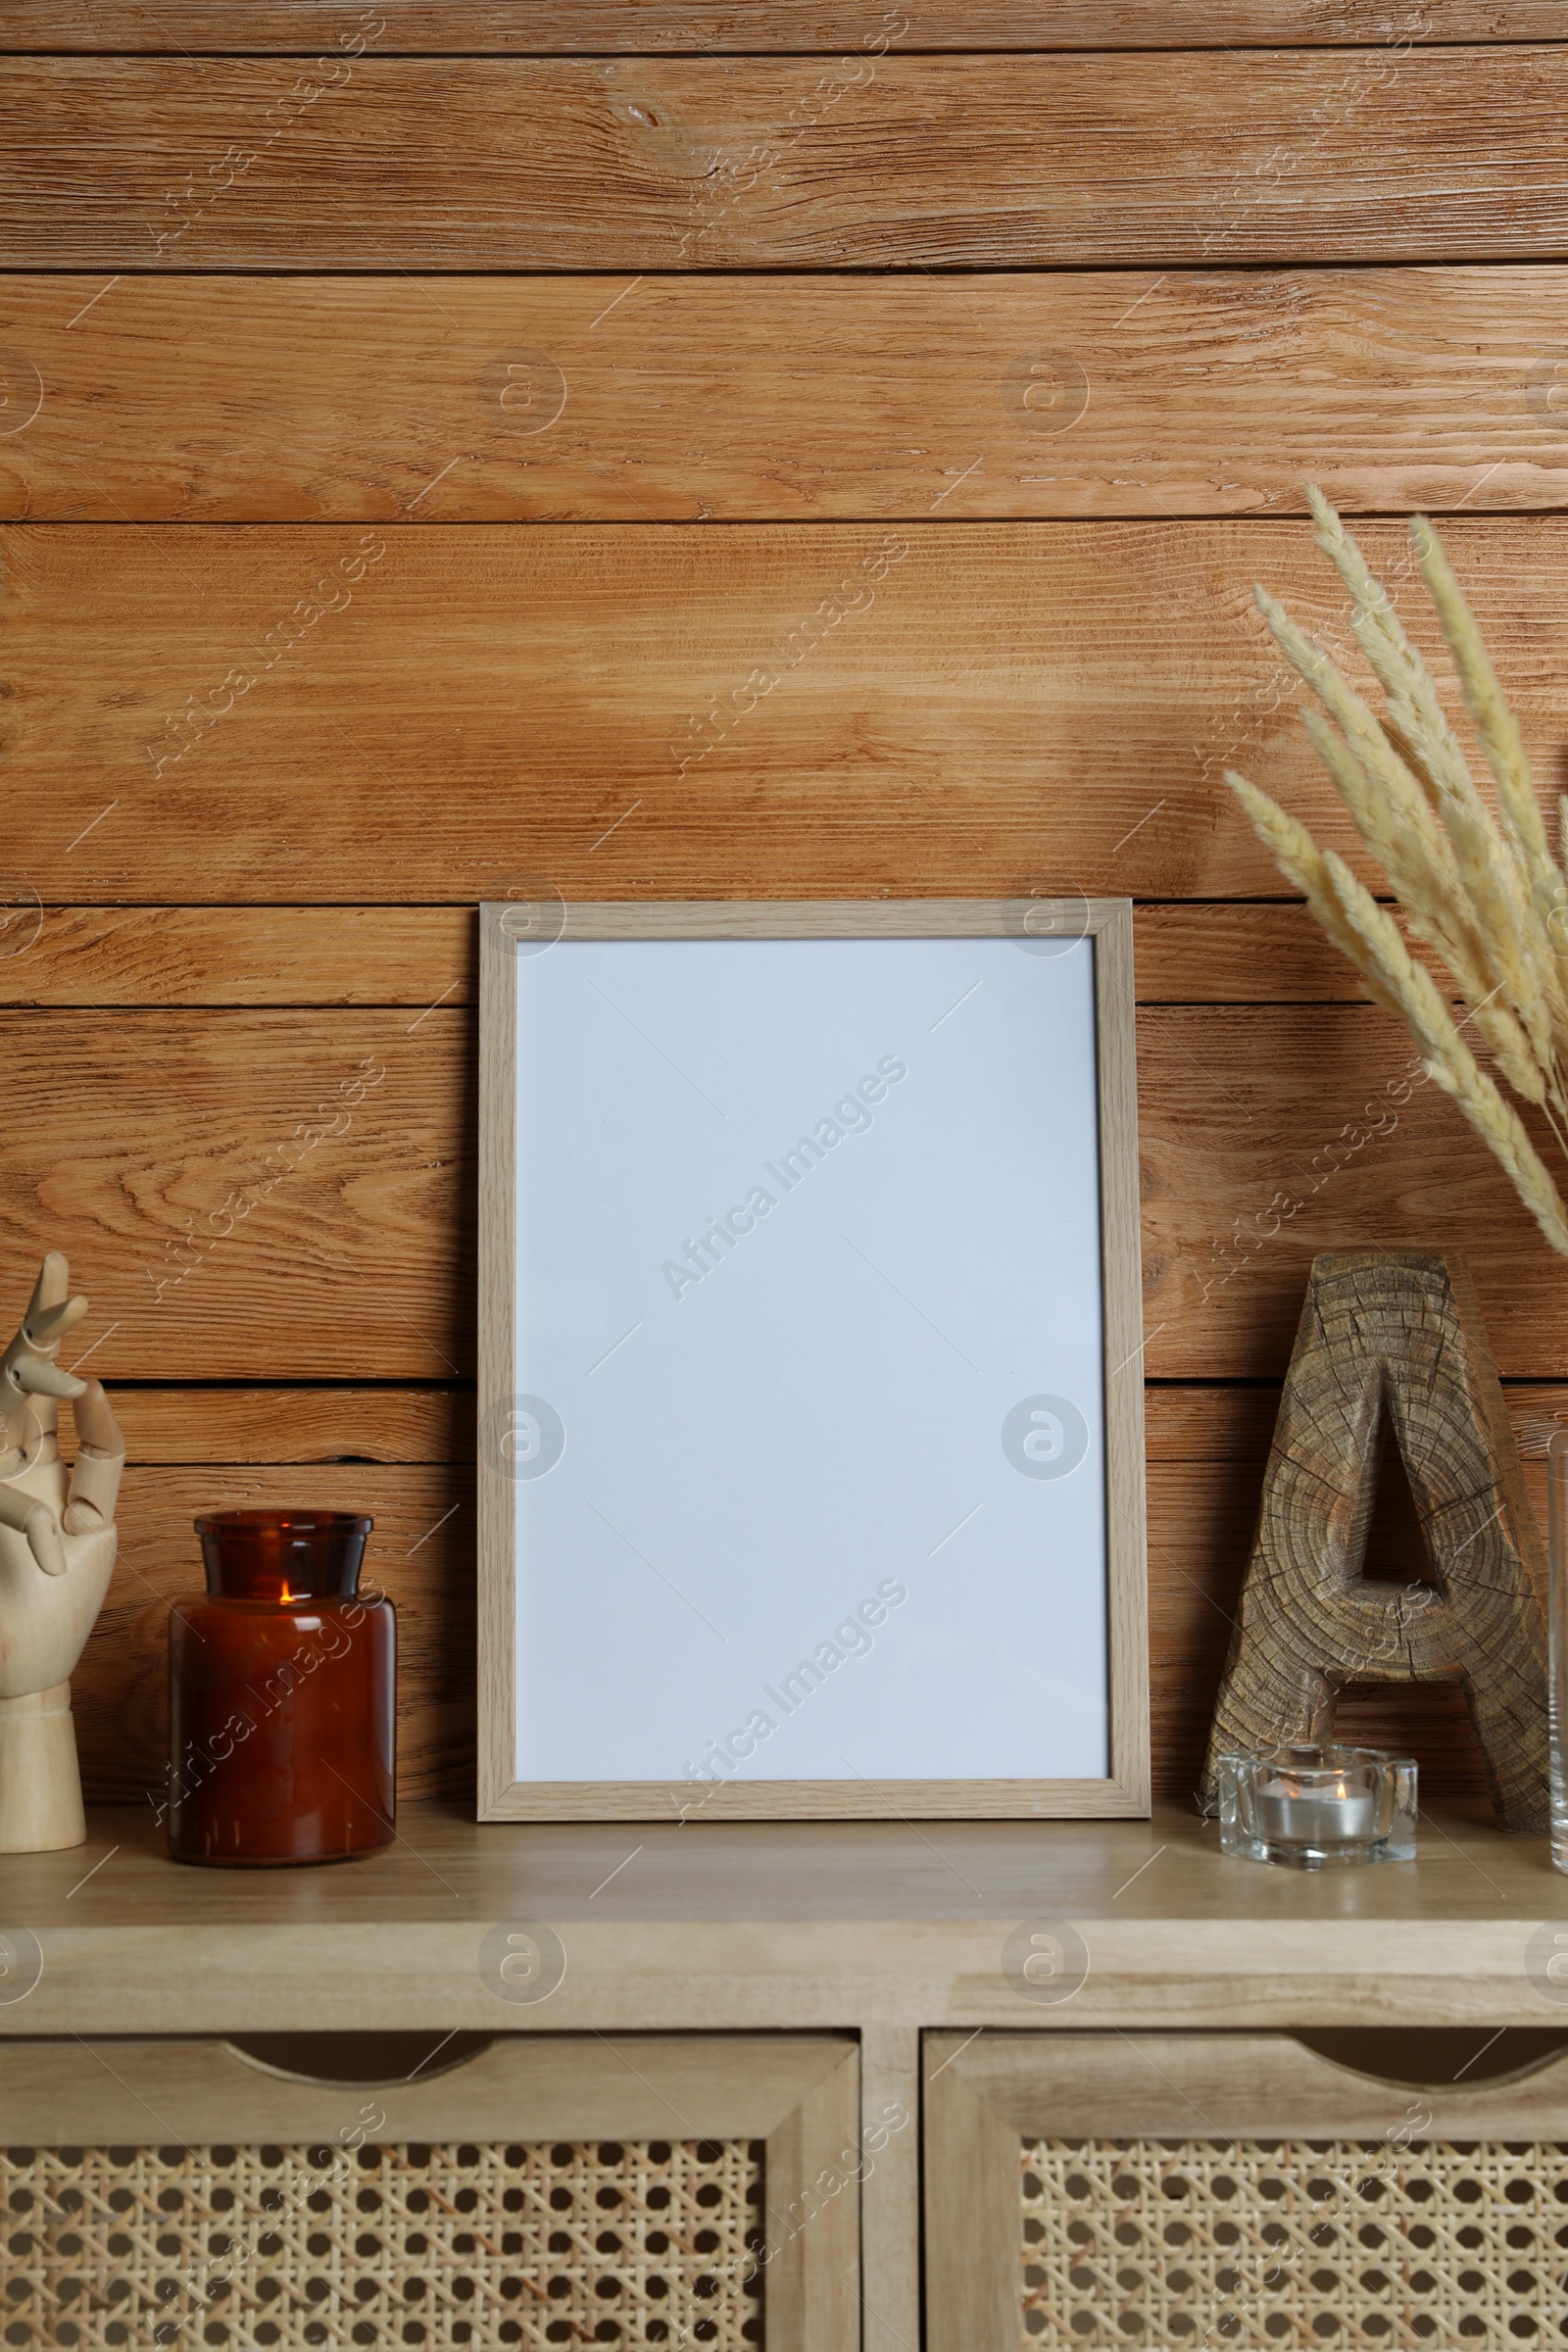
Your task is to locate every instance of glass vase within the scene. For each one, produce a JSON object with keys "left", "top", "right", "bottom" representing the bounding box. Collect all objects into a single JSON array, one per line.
[
  {"left": 167, "top": 1508, "right": 395, "bottom": 1867},
  {"left": 1550, "top": 1434, "right": 1568, "bottom": 1872}
]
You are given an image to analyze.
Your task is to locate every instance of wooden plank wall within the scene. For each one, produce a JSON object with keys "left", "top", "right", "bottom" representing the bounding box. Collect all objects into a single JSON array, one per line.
[{"left": 2, "top": 5, "right": 1565, "bottom": 1812}]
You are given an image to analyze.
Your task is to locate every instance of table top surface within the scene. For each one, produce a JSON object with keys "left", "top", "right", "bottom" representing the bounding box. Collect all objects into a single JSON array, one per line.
[
  {"left": 6, "top": 1801, "right": 1568, "bottom": 2035},
  {"left": 6, "top": 1797, "right": 1566, "bottom": 1929}
]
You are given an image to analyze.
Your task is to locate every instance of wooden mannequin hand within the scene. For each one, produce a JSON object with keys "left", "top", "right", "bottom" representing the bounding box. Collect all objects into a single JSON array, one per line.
[{"left": 0, "top": 1252, "right": 123, "bottom": 1701}]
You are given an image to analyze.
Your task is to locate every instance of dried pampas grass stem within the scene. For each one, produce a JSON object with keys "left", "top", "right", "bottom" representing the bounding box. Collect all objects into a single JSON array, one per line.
[{"left": 1230, "top": 493, "right": 1568, "bottom": 1259}]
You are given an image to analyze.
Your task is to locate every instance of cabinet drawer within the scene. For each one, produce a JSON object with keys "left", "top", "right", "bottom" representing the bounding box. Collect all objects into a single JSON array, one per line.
[
  {"left": 925, "top": 2030, "right": 1568, "bottom": 2351},
  {"left": 0, "top": 2032, "right": 858, "bottom": 2352}
]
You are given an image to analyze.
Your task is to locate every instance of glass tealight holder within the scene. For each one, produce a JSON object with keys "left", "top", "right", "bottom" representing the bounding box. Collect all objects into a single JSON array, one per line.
[{"left": 1216, "top": 1742, "right": 1417, "bottom": 1869}]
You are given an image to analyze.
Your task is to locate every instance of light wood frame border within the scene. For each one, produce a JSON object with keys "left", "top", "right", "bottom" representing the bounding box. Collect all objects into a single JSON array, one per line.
[
  {"left": 0, "top": 2032, "right": 859, "bottom": 2352},
  {"left": 479, "top": 899, "right": 1149, "bottom": 1820},
  {"left": 923, "top": 2029, "right": 1568, "bottom": 2352}
]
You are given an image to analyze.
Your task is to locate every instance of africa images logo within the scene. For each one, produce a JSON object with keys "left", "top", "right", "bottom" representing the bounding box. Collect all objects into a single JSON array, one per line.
[
  {"left": 1002, "top": 1394, "right": 1089, "bottom": 1480},
  {"left": 661, "top": 1054, "right": 907, "bottom": 1300}
]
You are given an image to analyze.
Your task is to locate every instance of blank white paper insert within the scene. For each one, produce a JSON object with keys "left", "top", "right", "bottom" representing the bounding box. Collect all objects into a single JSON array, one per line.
[{"left": 511, "top": 935, "right": 1108, "bottom": 1788}]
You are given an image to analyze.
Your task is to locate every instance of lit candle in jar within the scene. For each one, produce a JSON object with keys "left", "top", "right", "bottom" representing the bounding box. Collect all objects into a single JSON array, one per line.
[
  {"left": 1256, "top": 1768, "right": 1377, "bottom": 1846},
  {"left": 168, "top": 1509, "right": 394, "bottom": 1868}
]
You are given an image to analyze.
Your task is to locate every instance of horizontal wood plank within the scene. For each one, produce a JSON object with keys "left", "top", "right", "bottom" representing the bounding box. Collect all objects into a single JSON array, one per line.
[
  {"left": 935, "top": 2032, "right": 1568, "bottom": 2144},
  {"left": 1137, "top": 1003, "right": 1568, "bottom": 1381},
  {"left": 0, "top": 903, "right": 1368, "bottom": 1006},
  {"left": 0, "top": 1007, "right": 469, "bottom": 1381},
  {"left": 8, "top": 269, "right": 1568, "bottom": 521},
  {"left": 84, "top": 1377, "right": 1568, "bottom": 1470},
  {"left": 0, "top": 905, "right": 475, "bottom": 1004},
  {"left": 4, "top": 5, "right": 1553, "bottom": 53},
  {"left": 6, "top": 518, "right": 1566, "bottom": 905},
  {"left": 0, "top": 2036, "right": 856, "bottom": 2156},
  {"left": 8, "top": 55, "right": 1568, "bottom": 270},
  {"left": 7, "top": 1003, "right": 1568, "bottom": 1384},
  {"left": 1135, "top": 904, "right": 1377, "bottom": 1002},
  {"left": 102, "top": 1384, "right": 467, "bottom": 1462},
  {"left": 73, "top": 1384, "right": 1566, "bottom": 1805}
]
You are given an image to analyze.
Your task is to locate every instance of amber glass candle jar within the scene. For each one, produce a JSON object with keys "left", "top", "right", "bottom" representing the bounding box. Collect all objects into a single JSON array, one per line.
[{"left": 167, "top": 1509, "right": 395, "bottom": 1867}]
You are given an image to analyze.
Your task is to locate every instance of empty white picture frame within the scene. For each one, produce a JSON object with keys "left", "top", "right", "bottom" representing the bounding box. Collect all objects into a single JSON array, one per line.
[{"left": 478, "top": 900, "right": 1148, "bottom": 1820}]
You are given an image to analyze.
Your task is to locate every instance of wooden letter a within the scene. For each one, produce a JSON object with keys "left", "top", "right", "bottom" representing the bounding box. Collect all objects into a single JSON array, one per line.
[{"left": 1201, "top": 1250, "right": 1548, "bottom": 1830}]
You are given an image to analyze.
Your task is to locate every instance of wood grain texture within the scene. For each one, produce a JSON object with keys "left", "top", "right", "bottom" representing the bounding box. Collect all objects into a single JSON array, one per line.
[
  {"left": 933, "top": 2031, "right": 1568, "bottom": 2143},
  {"left": 1134, "top": 905, "right": 1379, "bottom": 1003},
  {"left": 0, "top": 1682, "right": 84, "bottom": 1853},
  {"left": 5, "top": 4, "right": 1553, "bottom": 52},
  {"left": 0, "top": 904, "right": 475, "bottom": 1004},
  {"left": 860, "top": 2026, "right": 919, "bottom": 2352},
  {"left": 6, "top": 18, "right": 1567, "bottom": 1856},
  {"left": 15, "top": 1794, "right": 1568, "bottom": 2042},
  {"left": 106, "top": 1385, "right": 469, "bottom": 1462},
  {"left": 1201, "top": 1252, "right": 1549, "bottom": 1829},
  {"left": 8, "top": 269, "right": 1568, "bottom": 522},
  {"left": 923, "top": 2043, "right": 1017, "bottom": 2352},
  {"left": 0, "top": 1006, "right": 468, "bottom": 1381},
  {"left": 10, "top": 54, "right": 1568, "bottom": 270},
  {"left": 0, "top": 2031, "right": 856, "bottom": 2147},
  {"left": 0, "top": 903, "right": 1435, "bottom": 1008},
  {"left": 476, "top": 893, "right": 514, "bottom": 1820},
  {"left": 761, "top": 2042, "right": 862, "bottom": 2352},
  {"left": 13, "top": 1001, "right": 1568, "bottom": 1385},
  {"left": 90, "top": 1373, "right": 1568, "bottom": 1469},
  {"left": 1151, "top": 1383, "right": 1566, "bottom": 1805},
  {"left": 1138, "top": 1003, "right": 1568, "bottom": 1383},
  {"left": 24, "top": 1792, "right": 1568, "bottom": 1934},
  {"left": 1152, "top": 1467, "right": 1529, "bottom": 1811},
  {"left": 1095, "top": 903, "right": 1152, "bottom": 1811},
  {"left": 935, "top": 2030, "right": 1568, "bottom": 2141},
  {"left": 8, "top": 518, "right": 1568, "bottom": 906}
]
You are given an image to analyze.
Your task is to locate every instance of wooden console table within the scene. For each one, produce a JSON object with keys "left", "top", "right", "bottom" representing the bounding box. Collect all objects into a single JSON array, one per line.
[{"left": 4, "top": 1800, "right": 1568, "bottom": 2351}]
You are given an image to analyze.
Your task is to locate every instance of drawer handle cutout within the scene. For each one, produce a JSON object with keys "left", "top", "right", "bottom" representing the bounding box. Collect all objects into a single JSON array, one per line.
[{"left": 224, "top": 2030, "right": 494, "bottom": 2088}]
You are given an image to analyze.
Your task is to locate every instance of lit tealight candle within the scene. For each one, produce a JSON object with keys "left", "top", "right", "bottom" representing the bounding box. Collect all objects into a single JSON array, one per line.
[
  {"left": 1217, "top": 1743, "right": 1416, "bottom": 1868},
  {"left": 1256, "top": 1769, "right": 1377, "bottom": 1847}
]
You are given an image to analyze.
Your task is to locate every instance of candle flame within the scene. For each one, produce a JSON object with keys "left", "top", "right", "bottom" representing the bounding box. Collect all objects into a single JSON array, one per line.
[
  {"left": 1334, "top": 1776, "right": 1348, "bottom": 1799},
  {"left": 279, "top": 1583, "right": 296, "bottom": 1604}
]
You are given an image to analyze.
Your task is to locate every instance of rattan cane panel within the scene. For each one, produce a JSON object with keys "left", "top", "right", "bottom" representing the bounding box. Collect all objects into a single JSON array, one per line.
[
  {"left": 1019, "top": 2135, "right": 1568, "bottom": 2346},
  {"left": 1, "top": 2134, "right": 765, "bottom": 2350}
]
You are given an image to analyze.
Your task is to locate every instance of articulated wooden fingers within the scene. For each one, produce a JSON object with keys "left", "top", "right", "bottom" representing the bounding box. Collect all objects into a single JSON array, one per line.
[
  {"left": 0, "top": 1254, "right": 88, "bottom": 1457},
  {"left": 64, "top": 1381, "right": 125, "bottom": 1537},
  {"left": 0, "top": 1482, "right": 67, "bottom": 1576},
  {"left": 21, "top": 1253, "right": 86, "bottom": 1351},
  {"left": 24, "top": 1252, "right": 70, "bottom": 1328},
  {"left": 24, "top": 1298, "right": 87, "bottom": 1347}
]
